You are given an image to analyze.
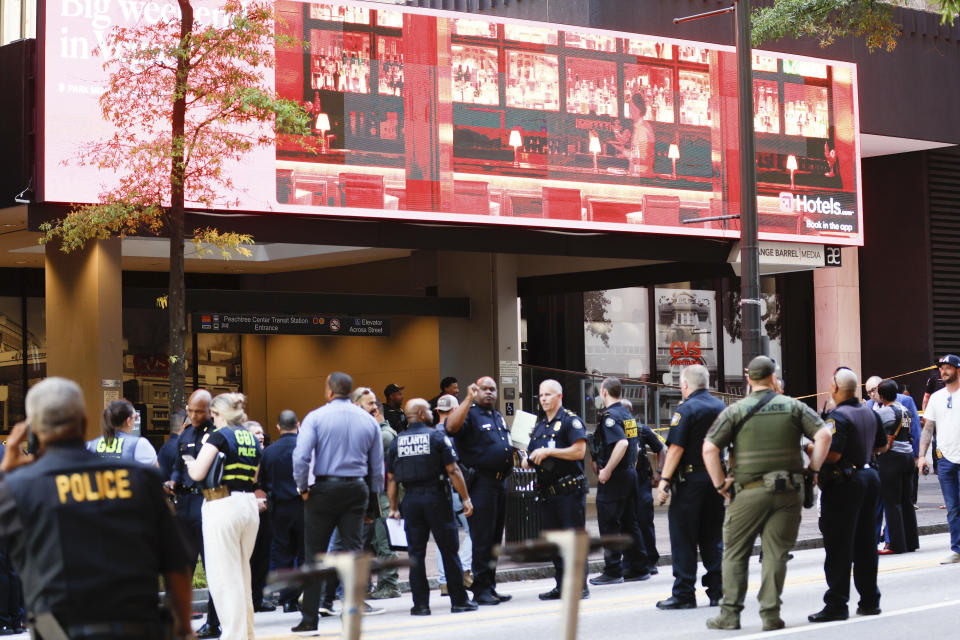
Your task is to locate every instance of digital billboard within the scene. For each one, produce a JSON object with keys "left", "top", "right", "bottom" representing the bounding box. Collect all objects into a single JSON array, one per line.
[{"left": 41, "top": 0, "right": 863, "bottom": 245}]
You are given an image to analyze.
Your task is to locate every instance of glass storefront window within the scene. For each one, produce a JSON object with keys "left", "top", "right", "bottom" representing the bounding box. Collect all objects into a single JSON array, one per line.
[
  {"left": 0, "top": 298, "right": 26, "bottom": 429},
  {"left": 583, "top": 287, "right": 649, "bottom": 379},
  {"left": 654, "top": 288, "right": 718, "bottom": 386},
  {"left": 721, "top": 277, "right": 783, "bottom": 395},
  {"left": 678, "top": 45, "right": 709, "bottom": 64}
]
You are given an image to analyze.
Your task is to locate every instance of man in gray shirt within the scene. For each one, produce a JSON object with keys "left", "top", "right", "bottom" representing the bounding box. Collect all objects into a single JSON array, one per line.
[{"left": 291, "top": 372, "right": 384, "bottom": 633}]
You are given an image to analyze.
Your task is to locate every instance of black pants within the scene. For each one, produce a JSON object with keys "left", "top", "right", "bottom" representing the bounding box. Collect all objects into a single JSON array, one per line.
[
  {"left": 175, "top": 494, "right": 219, "bottom": 627},
  {"left": 251, "top": 510, "right": 272, "bottom": 606},
  {"left": 270, "top": 498, "right": 305, "bottom": 605},
  {"left": 819, "top": 467, "right": 882, "bottom": 612},
  {"left": 878, "top": 450, "right": 919, "bottom": 553},
  {"left": 635, "top": 476, "right": 659, "bottom": 570},
  {"left": 667, "top": 472, "right": 724, "bottom": 601},
  {"left": 0, "top": 549, "right": 22, "bottom": 629},
  {"left": 300, "top": 479, "right": 368, "bottom": 626},
  {"left": 596, "top": 470, "right": 648, "bottom": 577},
  {"left": 466, "top": 473, "right": 507, "bottom": 596},
  {"left": 402, "top": 488, "right": 469, "bottom": 607},
  {"left": 539, "top": 491, "right": 587, "bottom": 589}
]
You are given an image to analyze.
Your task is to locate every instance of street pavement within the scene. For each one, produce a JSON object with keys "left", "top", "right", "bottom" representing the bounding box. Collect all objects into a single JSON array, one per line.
[
  {"left": 245, "top": 532, "right": 960, "bottom": 639},
  {"left": 212, "top": 473, "right": 952, "bottom": 638}
]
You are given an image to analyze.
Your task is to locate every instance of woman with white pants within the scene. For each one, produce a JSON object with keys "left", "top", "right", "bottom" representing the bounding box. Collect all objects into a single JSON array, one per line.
[{"left": 186, "top": 392, "right": 262, "bottom": 640}]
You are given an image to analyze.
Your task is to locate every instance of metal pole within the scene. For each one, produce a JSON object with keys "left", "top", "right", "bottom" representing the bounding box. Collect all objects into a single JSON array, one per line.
[
  {"left": 735, "top": 0, "right": 766, "bottom": 363},
  {"left": 325, "top": 552, "right": 373, "bottom": 640},
  {"left": 543, "top": 530, "right": 590, "bottom": 640}
]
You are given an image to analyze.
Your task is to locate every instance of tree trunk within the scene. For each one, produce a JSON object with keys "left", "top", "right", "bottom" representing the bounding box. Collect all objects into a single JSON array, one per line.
[{"left": 168, "top": 0, "right": 194, "bottom": 417}]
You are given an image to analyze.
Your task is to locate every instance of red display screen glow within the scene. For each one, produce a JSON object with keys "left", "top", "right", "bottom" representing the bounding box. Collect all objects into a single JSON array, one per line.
[{"left": 40, "top": 0, "right": 863, "bottom": 245}]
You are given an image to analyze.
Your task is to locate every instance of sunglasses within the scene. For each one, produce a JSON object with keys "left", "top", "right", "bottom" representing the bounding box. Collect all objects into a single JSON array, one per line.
[{"left": 949, "top": 395, "right": 954, "bottom": 410}]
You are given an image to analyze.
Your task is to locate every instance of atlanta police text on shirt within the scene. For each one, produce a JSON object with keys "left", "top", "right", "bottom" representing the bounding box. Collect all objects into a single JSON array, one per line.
[{"left": 397, "top": 433, "right": 431, "bottom": 457}]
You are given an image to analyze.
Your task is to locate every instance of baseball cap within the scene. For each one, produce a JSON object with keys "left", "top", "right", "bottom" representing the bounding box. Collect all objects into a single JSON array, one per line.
[
  {"left": 384, "top": 383, "right": 404, "bottom": 397},
  {"left": 747, "top": 355, "right": 777, "bottom": 380},
  {"left": 938, "top": 354, "right": 960, "bottom": 368},
  {"left": 436, "top": 394, "right": 459, "bottom": 412}
]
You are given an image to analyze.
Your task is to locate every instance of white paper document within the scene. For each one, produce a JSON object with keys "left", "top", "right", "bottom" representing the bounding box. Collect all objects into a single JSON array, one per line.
[
  {"left": 386, "top": 517, "right": 408, "bottom": 550},
  {"left": 510, "top": 410, "right": 537, "bottom": 449}
]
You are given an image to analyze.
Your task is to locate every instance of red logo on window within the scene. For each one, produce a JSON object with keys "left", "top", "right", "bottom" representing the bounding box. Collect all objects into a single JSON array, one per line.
[{"left": 669, "top": 341, "right": 703, "bottom": 366}]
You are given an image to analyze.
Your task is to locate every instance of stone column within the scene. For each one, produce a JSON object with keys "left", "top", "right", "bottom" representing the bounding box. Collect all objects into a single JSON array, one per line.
[
  {"left": 813, "top": 247, "right": 862, "bottom": 398},
  {"left": 45, "top": 239, "right": 123, "bottom": 440}
]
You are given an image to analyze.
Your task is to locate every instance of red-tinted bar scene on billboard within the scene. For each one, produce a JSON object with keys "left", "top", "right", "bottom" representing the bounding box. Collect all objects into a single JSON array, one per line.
[{"left": 274, "top": 0, "right": 861, "bottom": 244}]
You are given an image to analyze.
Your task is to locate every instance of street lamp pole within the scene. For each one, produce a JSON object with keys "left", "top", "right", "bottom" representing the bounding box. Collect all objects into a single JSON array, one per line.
[
  {"left": 674, "top": 0, "right": 766, "bottom": 365},
  {"left": 734, "top": 0, "right": 766, "bottom": 364}
]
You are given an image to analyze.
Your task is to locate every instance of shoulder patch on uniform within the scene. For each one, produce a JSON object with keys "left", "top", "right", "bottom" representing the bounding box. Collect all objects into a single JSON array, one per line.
[
  {"left": 604, "top": 417, "right": 615, "bottom": 427},
  {"left": 670, "top": 412, "right": 682, "bottom": 427},
  {"left": 826, "top": 418, "right": 836, "bottom": 435},
  {"left": 572, "top": 419, "right": 583, "bottom": 429}
]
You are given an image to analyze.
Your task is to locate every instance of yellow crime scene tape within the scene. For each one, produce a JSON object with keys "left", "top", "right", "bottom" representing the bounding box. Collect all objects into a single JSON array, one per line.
[{"left": 793, "top": 364, "right": 938, "bottom": 401}]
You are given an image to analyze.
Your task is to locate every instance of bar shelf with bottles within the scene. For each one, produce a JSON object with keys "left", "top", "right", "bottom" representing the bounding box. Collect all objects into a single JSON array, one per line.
[
  {"left": 751, "top": 54, "right": 841, "bottom": 192},
  {"left": 279, "top": 2, "right": 407, "bottom": 162},
  {"left": 450, "top": 27, "right": 720, "bottom": 186}
]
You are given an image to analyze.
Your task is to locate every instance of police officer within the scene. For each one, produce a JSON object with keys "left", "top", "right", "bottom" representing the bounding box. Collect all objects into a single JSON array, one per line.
[
  {"left": 703, "top": 356, "right": 831, "bottom": 631},
  {"left": 808, "top": 368, "right": 887, "bottom": 622},
  {"left": 523, "top": 379, "right": 589, "bottom": 601},
  {"left": 589, "top": 377, "right": 650, "bottom": 585},
  {"left": 387, "top": 399, "right": 478, "bottom": 616},
  {"left": 655, "top": 364, "right": 726, "bottom": 609},
  {"left": 87, "top": 399, "right": 158, "bottom": 467},
  {"left": 444, "top": 377, "right": 514, "bottom": 605},
  {"left": 623, "top": 397, "right": 664, "bottom": 576},
  {"left": 0, "top": 377, "right": 195, "bottom": 640},
  {"left": 168, "top": 389, "right": 221, "bottom": 638},
  {"left": 259, "top": 410, "right": 303, "bottom": 612}
]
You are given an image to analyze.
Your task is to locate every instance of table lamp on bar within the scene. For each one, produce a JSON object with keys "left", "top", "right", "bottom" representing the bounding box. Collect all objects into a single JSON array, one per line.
[
  {"left": 509, "top": 129, "right": 523, "bottom": 167},
  {"left": 589, "top": 133, "right": 601, "bottom": 173},
  {"left": 786, "top": 154, "right": 798, "bottom": 189},
  {"left": 668, "top": 143, "right": 680, "bottom": 179},
  {"left": 317, "top": 113, "right": 331, "bottom": 154}
]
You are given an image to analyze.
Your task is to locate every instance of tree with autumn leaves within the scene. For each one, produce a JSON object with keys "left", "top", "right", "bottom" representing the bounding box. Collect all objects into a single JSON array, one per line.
[{"left": 41, "top": 0, "right": 311, "bottom": 416}]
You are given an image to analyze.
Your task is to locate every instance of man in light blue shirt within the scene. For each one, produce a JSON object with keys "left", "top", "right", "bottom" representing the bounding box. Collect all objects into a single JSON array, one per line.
[{"left": 291, "top": 372, "right": 384, "bottom": 633}]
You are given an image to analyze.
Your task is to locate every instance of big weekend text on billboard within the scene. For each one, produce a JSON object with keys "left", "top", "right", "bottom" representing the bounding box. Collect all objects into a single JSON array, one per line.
[{"left": 41, "top": 0, "right": 864, "bottom": 245}]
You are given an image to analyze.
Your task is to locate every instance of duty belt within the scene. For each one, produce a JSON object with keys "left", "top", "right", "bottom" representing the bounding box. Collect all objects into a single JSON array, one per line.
[
  {"left": 478, "top": 468, "right": 511, "bottom": 481},
  {"left": 682, "top": 464, "right": 707, "bottom": 473},
  {"left": 315, "top": 475, "right": 364, "bottom": 482},
  {"left": 202, "top": 485, "right": 230, "bottom": 501},
  {"left": 541, "top": 474, "right": 587, "bottom": 497}
]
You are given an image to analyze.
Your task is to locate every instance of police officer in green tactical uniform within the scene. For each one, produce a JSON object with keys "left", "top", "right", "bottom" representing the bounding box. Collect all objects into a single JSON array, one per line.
[{"left": 702, "top": 356, "right": 832, "bottom": 631}]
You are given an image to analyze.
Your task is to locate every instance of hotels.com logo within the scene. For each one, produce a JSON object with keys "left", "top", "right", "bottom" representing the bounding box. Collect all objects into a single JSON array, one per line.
[{"left": 778, "top": 192, "right": 848, "bottom": 215}]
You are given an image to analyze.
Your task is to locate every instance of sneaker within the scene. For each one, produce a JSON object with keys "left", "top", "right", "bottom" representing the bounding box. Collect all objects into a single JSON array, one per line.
[
  {"left": 318, "top": 602, "right": 336, "bottom": 617},
  {"left": 622, "top": 571, "right": 651, "bottom": 582},
  {"left": 941, "top": 552, "right": 960, "bottom": 564},
  {"left": 363, "top": 602, "right": 385, "bottom": 616},
  {"left": 589, "top": 574, "right": 623, "bottom": 586},
  {"left": 368, "top": 586, "right": 401, "bottom": 600},
  {"left": 538, "top": 587, "right": 561, "bottom": 601}
]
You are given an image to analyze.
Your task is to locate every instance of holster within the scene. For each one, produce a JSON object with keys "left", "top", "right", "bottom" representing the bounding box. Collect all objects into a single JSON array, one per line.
[
  {"left": 460, "top": 464, "right": 478, "bottom": 492},
  {"left": 817, "top": 462, "right": 854, "bottom": 490},
  {"left": 803, "top": 469, "right": 816, "bottom": 508}
]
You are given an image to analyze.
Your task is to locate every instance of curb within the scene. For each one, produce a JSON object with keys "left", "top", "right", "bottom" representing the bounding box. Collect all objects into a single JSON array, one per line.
[{"left": 190, "top": 523, "right": 951, "bottom": 604}]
